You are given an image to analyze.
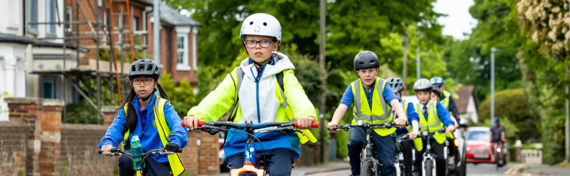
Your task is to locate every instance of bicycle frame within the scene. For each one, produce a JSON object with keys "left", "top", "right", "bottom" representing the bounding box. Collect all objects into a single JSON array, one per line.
[
  {"left": 419, "top": 129, "right": 447, "bottom": 176},
  {"left": 361, "top": 128, "right": 380, "bottom": 174}
]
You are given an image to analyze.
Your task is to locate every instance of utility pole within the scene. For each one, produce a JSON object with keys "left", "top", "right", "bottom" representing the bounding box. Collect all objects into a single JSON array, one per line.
[
  {"left": 153, "top": 0, "right": 160, "bottom": 65},
  {"left": 416, "top": 33, "right": 421, "bottom": 80},
  {"left": 402, "top": 35, "right": 408, "bottom": 89},
  {"left": 319, "top": 0, "right": 326, "bottom": 164},
  {"left": 490, "top": 47, "right": 500, "bottom": 124}
]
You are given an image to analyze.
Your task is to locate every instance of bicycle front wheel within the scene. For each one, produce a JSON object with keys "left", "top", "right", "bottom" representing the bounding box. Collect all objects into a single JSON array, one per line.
[
  {"left": 360, "top": 160, "right": 378, "bottom": 176},
  {"left": 425, "top": 160, "right": 433, "bottom": 176}
]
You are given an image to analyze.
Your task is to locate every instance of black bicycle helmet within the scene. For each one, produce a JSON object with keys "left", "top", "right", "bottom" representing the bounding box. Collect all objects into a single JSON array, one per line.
[
  {"left": 431, "top": 86, "right": 443, "bottom": 100},
  {"left": 413, "top": 78, "right": 433, "bottom": 91},
  {"left": 387, "top": 77, "right": 404, "bottom": 92},
  {"left": 354, "top": 51, "right": 380, "bottom": 70},
  {"left": 129, "top": 59, "right": 161, "bottom": 80}
]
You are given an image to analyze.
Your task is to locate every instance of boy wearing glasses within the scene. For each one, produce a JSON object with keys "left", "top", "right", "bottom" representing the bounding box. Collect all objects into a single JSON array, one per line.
[{"left": 184, "top": 13, "right": 317, "bottom": 175}]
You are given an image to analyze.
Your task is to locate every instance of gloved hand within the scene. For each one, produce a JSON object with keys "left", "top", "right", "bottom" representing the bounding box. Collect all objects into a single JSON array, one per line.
[{"left": 165, "top": 143, "right": 179, "bottom": 152}]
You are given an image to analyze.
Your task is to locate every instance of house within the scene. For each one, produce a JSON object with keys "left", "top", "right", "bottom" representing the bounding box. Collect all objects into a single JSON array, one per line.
[
  {"left": 454, "top": 85, "right": 479, "bottom": 123},
  {"left": 0, "top": 0, "right": 201, "bottom": 121},
  {"left": 149, "top": 2, "right": 200, "bottom": 87}
]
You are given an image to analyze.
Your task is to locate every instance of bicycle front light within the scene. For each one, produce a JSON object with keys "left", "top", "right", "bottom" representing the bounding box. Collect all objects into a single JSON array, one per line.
[
  {"left": 454, "top": 138, "right": 460, "bottom": 147},
  {"left": 496, "top": 148, "right": 502, "bottom": 152}
]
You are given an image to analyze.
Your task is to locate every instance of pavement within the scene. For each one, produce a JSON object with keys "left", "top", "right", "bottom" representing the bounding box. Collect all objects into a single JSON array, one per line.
[
  {"left": 199, "top": 161, "right": 351, "bottom": 176},
  {"left": 522, "top": 164, "right": 570, "bottom": 176}
]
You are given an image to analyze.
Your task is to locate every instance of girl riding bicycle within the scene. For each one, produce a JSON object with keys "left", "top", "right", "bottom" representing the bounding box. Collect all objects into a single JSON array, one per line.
[
  {"left": 183, "top": 13, "right": 317, "bottom": 176},
  {"left": 99, "top": 59, "right": 188, "bottom": 176}
]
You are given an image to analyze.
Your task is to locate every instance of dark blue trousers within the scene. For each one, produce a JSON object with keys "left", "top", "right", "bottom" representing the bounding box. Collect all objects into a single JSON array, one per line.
[
  {"left": 118, "top": 150, "right": 172, "bottom": 176},
  {"left": 348, "top": 127, "right": 396, "bottom": 176},
  {"left": 227, "top": 148, "right": 294, "bottom": 176}
]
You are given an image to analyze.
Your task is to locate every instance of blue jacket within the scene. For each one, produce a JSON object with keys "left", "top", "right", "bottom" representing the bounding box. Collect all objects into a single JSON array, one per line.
[
  {"left": 396, "top": 103, "right": 420, "bottom": 135},
  {"left": 98, "top": 94, "right": 188, "bottom": 163}
]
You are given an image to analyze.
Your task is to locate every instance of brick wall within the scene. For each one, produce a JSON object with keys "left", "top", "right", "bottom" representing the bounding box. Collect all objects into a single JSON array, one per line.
[
  {"left": 59, "top": 124, "right": 115, "bottom": 175},
  {"left": 2, "top": 97, "right": 220, "bottom": 176},
  {"left": 0, "top": 121, "right": 28, "bottom": 176}
]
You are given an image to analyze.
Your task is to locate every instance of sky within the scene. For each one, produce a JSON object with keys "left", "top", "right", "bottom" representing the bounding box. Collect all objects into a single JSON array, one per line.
[{"left": 433, "top": 0, "right": 478, "bottom": 40}]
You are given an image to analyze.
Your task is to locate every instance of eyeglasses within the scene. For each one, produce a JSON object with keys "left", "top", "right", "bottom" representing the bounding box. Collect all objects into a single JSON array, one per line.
[
  {"left": 244, "top": 39, "right": 273, "bottom": 48},
  {"left": 132, "top": 78, "right": 154, "bottom": 85}
]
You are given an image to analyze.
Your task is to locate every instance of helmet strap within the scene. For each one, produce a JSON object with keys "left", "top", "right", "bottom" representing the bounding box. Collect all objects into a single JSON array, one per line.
[{"left": 136, "top": 87, "right": 157, "bottom": 101}]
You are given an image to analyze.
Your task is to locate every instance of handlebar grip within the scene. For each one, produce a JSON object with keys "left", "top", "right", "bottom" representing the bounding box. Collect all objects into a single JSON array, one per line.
[
  {"left": 181, "top": 120, "right": 205, "bottom": 127},
  {"left": 98, "top": 150, "right": 102, "bottom": 154},
  {"left": 110, "top": 148, "right": 118, "bottom": 153},
  {"left": 294, "top": 121, "right": 319, "bottom": 128},
  {"left": 175, "top": 148, "right": 183, "bottom": 153}
]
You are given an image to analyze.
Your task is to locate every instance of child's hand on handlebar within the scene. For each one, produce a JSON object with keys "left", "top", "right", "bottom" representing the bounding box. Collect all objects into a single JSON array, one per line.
[
  {"left": 183, "top": 116, "right": 200, "bottom": 130},
  {"left": 445, "top": 125, "right": 455, "bottom": 135},
  {"left": 327, "top": 122, "right": 341, "bottom": 133},
  {"left": 101, "top": 145, "right": 113, "bottom": 157},
  {"left": 297, "top": 117, "right": 315, "bottom": 129},
  {"left": 395, "top": 118, "right": 408, "bottom": 127},
  {"left": 408, "top": 131, "right": 418, "bottom": 139}
]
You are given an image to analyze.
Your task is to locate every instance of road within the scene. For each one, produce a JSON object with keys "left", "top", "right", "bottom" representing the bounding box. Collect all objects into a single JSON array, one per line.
[{"left": 305, "top": 163, "right": 527, "bottom": 176}]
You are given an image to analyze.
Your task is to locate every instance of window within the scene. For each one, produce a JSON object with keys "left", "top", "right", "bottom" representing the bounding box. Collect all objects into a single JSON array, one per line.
[
  {"left": 466, "top": 131, "right": 490, "bottom": 141},
  {"left": 177, "top": 36, "right": 185, "bottom": 64},
  {"left": 175, "top": 34, "right": 191, "bottom": 71},
  {"left": 46, "top": 0, "right": 57, "bottom": 35},
  {"left": 43, "top": 82, "right": 54, "bottom": 99},
  {"left": 28, "top": 0, "right": 38, "bottom": 31},
  {"left": 64, "top": 6, "right": 72, "bottom": 34}
]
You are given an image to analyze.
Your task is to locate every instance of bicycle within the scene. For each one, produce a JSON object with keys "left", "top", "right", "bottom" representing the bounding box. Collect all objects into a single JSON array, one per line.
[
  {"left": 395, "top": 134, "right": 416, "bottom": 176},
  {"left": 331, "top": 121, "right": 397, "bottom": 176},
  {"left": 416, "top": 128, "right": 448, "bottom": 176},
  {"left": 492, "top": 140, "right": 507, "bottom": 170},
  {"left": 98, "top": 147, "right": 182, "bottom": 176},
  {"left": 182, "top": 120, "right": 318, "bottom": 176}
]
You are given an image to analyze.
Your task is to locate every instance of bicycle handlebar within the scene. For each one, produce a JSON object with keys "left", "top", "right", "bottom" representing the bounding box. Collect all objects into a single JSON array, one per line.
[
  {"left": 181, "top": 120, "right": 319, "bottom": 129},
  {"left": 98, "top": 147, "right": 183, "bottom": 156},
  {"left": 330, "top": 122, "right": 397, "bottom": 131}
]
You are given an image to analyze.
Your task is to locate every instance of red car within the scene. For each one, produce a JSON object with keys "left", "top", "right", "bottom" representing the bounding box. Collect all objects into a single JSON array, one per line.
[{"left": 465, "top": 127, "right": 494, "bottom": 164}]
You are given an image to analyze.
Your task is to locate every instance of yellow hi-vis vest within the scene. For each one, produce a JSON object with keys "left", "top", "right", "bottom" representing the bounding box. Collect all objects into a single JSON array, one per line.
[
  {"left": 411, "top": 101, "right": 447, "bottom": 151},
  {"left": 122, "top": 96, "right": 185, "bottom": 176},
  {"left": 351, "top": 78, "right": 395, "bottom": 136},
  {"left": 231, "top": 67, "right": 317, "bottom": 144},
  {"left": 439, "top": 90, "right": 455, "bottom": 139}
]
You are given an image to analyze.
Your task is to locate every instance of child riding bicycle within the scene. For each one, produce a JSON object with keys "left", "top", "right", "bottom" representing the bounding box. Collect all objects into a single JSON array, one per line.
[
  {"left": 327, "top": 51, "right": 409, "bottom": 176},
  {"left": 183, "top": 13, "right": 317, "bottom": 176},
  {"left": 99, "top": 59, "right": 188, "bottom": 176}
]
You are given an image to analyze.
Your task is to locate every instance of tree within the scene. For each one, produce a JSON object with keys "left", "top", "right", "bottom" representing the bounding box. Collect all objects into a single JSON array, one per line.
[
  {"left": 442, "top": 0, "right": 523, "bottom": 102},
  {"left": 477, "top": 88, "right": 540, "bottom": 141}
]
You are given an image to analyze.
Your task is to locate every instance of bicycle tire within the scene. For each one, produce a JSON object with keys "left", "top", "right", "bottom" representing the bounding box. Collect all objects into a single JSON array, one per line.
[
  {"left": 360, "top": 160, "right": 376, "bottom": 176},
  {"left": 425, "top": 160, "right": 433, "bottom": 176}
]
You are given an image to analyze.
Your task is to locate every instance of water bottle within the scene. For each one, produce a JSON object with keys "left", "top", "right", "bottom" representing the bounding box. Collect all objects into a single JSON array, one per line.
[{"left": 131, "top": 135, "right": 144, "bottom": 170}]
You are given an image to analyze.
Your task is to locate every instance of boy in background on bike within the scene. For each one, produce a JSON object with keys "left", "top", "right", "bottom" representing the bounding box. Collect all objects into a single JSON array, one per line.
[
  {"left": 99, "top": 59, "right": 188, "bottom": 176},
  {"left": 412, "top": 78, "right": 455, "bottom": 176},
  {"left": 431, "top": 86, "right": 459, "bottom": 169},
  {"left": 388, "top": 77, "right": 419, "bottom": 176},
  {"left": 183, "top": 13, "right": 317, "bottom": 176},
  {"left": 327, "top": 51, "right": 409, "bottom": 176}
]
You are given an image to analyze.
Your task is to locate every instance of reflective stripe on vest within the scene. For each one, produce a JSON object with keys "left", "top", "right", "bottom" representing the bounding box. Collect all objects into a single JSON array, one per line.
[
  {"left": 122, "top": 96, "right": 185, "bottom": 176},
  {"left": 414, "top": 101, "right": 447, "bottom": 145},
  {"left": 233, "top": 67, "right": 317, "bottom": 144},
  {"left": 351, "top": 78, "right": 392, "bottom": 121},
  {"left": 351, "top": 78, "right": 395, "bottom": 136}
]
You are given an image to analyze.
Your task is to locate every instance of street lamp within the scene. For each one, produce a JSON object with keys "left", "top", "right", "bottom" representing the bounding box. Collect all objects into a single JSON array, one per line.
[{"left": 490, "top": 47, "right": 501, "bottom": 124}]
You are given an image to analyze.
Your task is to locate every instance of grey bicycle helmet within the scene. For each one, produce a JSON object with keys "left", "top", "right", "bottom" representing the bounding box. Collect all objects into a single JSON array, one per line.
[
  {"left": 413, "top": 78, "right": 433, "bottom": 91},
  {"left": 354, "top": 51, "right": 380, "bottom": 70},
  {"left": 129, "top": 59, "right": 161, "bottom": 80},
  {"left": 387, "top": 77, "right": 404, "bottom": 92}
]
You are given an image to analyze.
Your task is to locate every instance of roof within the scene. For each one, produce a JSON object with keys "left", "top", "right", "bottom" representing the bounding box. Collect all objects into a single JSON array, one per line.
[
  {"left": 454, "top": 85, "right": 478, "bottom": 114},
  {"left": 160, "top": 2, "right": 201, "bottom": 27},
  {"left": 0, "top": 33, "right": 34, "bottom": 44}
]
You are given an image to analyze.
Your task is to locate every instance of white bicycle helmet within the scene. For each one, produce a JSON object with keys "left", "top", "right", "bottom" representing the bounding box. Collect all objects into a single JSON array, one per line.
[
  {"left": 413, "top": 78, "right": 433, "bottom": 91},
  {"left": 240, "top": 13, "right": 282, "bottom": 49}
]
